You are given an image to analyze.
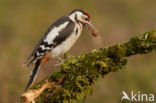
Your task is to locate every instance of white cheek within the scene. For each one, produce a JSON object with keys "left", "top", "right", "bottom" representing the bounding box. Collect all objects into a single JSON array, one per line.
[{"left": 79, "top": 17, "right": 85, "bottom": 23}]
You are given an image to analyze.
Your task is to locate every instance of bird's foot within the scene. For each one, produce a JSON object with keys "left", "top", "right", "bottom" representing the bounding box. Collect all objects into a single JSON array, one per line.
[
  {"left": 54, "top": 53, "right": 73, "bottom": 67},
  {"left": 55, "top": 57, "right": 64, "bottom": 67}
]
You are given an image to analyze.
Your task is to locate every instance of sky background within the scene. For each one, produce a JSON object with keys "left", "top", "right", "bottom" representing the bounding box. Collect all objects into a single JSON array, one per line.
[{"left": 0, "top": 0, "right": 156, "bottom": 103}]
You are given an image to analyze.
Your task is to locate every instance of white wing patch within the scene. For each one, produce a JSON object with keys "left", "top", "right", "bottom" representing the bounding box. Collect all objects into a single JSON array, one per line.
[
  {"left": 40, "top": 45, "right": 50, "bottom": 50},
  {"left": 46, "top": 21, "right": 69, "bottom": 44}
]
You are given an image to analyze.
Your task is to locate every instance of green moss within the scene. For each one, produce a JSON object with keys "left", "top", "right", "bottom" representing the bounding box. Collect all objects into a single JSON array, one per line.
[{"left": 50, "top": 72, "right": 63, "bottom": 81}]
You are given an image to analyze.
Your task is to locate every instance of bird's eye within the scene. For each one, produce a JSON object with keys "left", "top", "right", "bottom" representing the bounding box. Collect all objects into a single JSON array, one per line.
[{"left": 84, "top": 17, "right": 89, "bottom": 21}]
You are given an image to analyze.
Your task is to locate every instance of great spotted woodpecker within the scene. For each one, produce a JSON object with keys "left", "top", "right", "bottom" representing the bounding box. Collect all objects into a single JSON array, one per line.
[{"left": 24, "top": 9, "right": 98, "bottom": 91}]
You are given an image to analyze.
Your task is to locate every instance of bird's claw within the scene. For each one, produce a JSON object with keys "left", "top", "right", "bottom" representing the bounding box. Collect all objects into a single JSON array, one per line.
[
  {"left": 55, "top": 57, "right": 64, "bottom": 67},
  {"left": 54, "top": 54, "right": 72, "bottom": 67}
]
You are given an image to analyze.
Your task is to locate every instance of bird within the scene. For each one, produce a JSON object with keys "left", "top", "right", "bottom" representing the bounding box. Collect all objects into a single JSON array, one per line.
[{"left": 24, "top": 9, "right": 98, "bottom": 91}]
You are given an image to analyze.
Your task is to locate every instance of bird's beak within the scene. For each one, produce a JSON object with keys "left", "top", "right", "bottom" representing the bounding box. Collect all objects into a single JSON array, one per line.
[{"left": 85, "top": 21, "right": 98, "bottom": 37}]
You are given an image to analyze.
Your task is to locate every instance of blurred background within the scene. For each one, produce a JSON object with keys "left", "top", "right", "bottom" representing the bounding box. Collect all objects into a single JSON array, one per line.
[{"left": 0, "top": 0, "right": 156, "bottom": 103}]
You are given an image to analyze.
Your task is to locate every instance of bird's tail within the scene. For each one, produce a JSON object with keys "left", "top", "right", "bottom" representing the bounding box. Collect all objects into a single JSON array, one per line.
[{"left": 25, "top": 59, "right": 41, "bottom": 92}]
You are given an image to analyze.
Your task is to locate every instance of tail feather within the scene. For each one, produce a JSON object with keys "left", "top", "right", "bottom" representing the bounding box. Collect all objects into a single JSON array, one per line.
[
  {"left": 26, "top": 58, "right": 36, "bottom": 69},
  {"left": 23, "top": 57, "right": 37, "bottom": 69},
  {"left": 25, "top": 60, "right": 41, "bottom": 92}
]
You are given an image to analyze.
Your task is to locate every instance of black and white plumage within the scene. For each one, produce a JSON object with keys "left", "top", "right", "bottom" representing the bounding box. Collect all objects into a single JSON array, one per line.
[{"left": 24, "top": 9, "right": 98, "bottom": 91}]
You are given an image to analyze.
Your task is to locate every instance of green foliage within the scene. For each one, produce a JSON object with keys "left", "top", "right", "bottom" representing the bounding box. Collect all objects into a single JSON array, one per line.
[{"left": 31, "top": 30, "right": 156, "bottom": 103}]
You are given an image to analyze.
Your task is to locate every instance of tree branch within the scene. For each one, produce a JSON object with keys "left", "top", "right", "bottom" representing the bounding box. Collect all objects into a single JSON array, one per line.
[{"left": 21, "top": 29, "right": 156, "bottom": 103}]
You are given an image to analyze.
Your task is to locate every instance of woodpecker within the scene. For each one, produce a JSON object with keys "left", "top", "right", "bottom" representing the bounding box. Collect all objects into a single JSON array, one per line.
[{"left": 24, "top": 9, "right": 98, "bottom": 91}]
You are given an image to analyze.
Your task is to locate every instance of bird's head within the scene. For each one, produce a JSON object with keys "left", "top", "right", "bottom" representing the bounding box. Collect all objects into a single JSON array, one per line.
[{"left": 69, "top": 9, "right": 98, "bottom": 37}]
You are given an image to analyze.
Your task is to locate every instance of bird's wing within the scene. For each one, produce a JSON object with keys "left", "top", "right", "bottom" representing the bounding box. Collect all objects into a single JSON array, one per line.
[
  {"left": 23, "top": 24, "right": 53, "bottom": 66},
  {"left": 24, "top": 16, "right": 75, "bottom": 67},
  {"left": 24, "top": 35, "right": 45, "bottom": 65}
]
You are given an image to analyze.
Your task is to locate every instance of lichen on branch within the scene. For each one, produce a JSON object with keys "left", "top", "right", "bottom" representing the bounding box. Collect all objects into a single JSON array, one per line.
[{"left": 21, "top": 30, "right": 156, "bottom": 103}]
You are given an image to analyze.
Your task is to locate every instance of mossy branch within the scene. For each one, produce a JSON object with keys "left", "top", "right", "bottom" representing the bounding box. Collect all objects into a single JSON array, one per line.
[{"left": 21, "top": 30, "right": 156, "bottom": 103}]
